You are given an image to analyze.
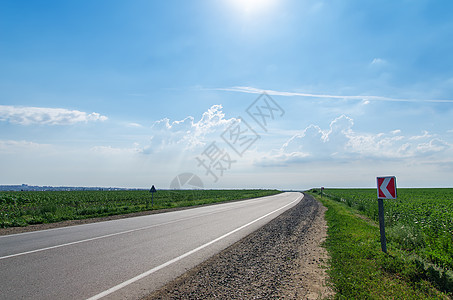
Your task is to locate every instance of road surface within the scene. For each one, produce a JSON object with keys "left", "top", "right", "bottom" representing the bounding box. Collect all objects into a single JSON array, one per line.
[{"left": 0, "top": 192, "right": 302, "bottom": 299}]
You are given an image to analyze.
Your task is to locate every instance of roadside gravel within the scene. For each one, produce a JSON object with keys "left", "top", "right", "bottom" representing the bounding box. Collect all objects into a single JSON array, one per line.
[{"left": 145, "top": 193, "right": 333, "bottom": 299}]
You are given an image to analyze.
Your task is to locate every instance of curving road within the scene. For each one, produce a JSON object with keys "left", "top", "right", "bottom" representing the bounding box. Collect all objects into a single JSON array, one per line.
[{"left": 0, "top": 192, "right": 302, "bottom": 300}]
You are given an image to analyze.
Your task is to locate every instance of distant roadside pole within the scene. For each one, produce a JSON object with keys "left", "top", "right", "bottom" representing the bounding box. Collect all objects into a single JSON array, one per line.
[{"left": 148, "top": 185, "right": 157, "bottom": 209}]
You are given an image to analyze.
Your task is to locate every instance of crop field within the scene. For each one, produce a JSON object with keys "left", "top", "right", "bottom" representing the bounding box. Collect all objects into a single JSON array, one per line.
[
  {"left": 0, "top": 189, "right": 281, "bottom": 228},
  {"left": 314, "top": 188, "right": 453, "bottom": 271}
]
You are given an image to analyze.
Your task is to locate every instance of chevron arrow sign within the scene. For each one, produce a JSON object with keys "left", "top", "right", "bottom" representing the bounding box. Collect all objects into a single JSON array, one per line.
[{"left": 377, "top": 176, "right": 397, "bottom": 199}]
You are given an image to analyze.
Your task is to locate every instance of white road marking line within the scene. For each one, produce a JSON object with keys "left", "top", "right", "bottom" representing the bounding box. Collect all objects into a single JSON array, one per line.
[
  {"left": 0, "top": 209, "right": 233, "bottom": 260},
  {"left": 0, "top": 195, "right": 279, "bottom": 260},
  {"left": 85, "top": 195, "right": 302, "bottom": 300},
  {"left": 0, "top": 216, "right": 124, "bottom": 238},
  {"left": 0, "top": 196, "right": 262, "bottom": 239}
]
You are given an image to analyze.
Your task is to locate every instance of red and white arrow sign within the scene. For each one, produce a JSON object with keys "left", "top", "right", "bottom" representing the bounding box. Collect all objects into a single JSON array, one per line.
[{"left": 377, "top": 176, "right": 397, "bottom": 199}]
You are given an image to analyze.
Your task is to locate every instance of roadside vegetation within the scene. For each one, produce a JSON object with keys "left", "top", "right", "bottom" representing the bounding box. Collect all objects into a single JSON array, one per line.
[
  {"left": 0, "top": 189, "right": 281, "bottom": 228},
  {"left": 308, "top": 189, "right": 452, "bottom": 299}
]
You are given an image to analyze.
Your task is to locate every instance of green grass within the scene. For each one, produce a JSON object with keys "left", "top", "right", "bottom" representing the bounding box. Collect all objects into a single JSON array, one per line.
[
  {"left": 315, "top": 188, "right": 453, "bottom": 272},
  {"left": 308, "top": 191, "right": 452, "bottom": 299},
  {"left": 0, "top": 189, "right": 281, "bottom": 228}
]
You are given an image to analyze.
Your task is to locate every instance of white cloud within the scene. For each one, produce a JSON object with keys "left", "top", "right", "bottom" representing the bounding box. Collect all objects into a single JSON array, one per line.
[
  {"left": 145, "top": 104, "right": 238, "bottom": 153},
  {"left": 416, "top": 138, "right": 449, "bottom": 154},
  {"left": 0, "top": 105, "right": 108, "bottom": 125},
  {"left": 126, "top": 122, "right": 143, "bottom": 128},
  {"left": 409, "top": 130, "right": 432, "bottom": 140},
  {"left": 90, "top": 145, "right": 141, "bottom": 155},
  {"left": 280, "top": 115, "right": 353, "bottom": 158},
  {"left": 346, "top": 132, "right": 407, "bottom": 158},
  {"left": 371, "top": 58, "right": 387, "bottom": 66},
  {"left": 255, "top": 115, "right": 451, "bottom": 166},
  {"left": 215, "top": 86, "right": 453, "bottom": 103}
]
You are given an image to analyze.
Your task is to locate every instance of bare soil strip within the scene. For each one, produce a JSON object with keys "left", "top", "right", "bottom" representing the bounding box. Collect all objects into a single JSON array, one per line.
[{"left": 145, "top": 193, "right": 333, "bottom": 299}]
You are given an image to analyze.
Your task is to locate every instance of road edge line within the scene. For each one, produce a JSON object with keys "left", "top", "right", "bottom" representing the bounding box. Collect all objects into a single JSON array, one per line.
[{"left": 86, "top": 193, "right": 303, "bottom": 300}]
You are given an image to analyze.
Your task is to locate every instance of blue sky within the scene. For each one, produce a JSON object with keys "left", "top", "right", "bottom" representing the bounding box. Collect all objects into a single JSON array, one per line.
[{"left": 1, "top": 0, "right": 453, "bottom": 189}]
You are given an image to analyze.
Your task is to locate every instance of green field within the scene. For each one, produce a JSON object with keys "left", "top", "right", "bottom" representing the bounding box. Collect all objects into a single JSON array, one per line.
[
  {"left": 0, "top": 189, "right": 281, "bottom": 228},
  {"left": 313, "top": 188, "right": 453, "bottom": 272}
]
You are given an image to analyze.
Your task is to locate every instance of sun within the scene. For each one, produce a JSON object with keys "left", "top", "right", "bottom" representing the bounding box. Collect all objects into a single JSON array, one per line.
[{"left": 228, "top": 0, "right": 277, "bottom": 14}]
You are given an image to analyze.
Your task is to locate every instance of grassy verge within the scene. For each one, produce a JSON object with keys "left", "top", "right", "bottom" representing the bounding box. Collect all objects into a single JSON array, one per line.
[
  {"left": 0, "top": 189, "right": 281, "bottom": 228},
  {"left": 313, "top": 188, "right": 453, "bottom": 271},
  {"left": 308, "top": 192, "right": 452, "bottom": 299}
]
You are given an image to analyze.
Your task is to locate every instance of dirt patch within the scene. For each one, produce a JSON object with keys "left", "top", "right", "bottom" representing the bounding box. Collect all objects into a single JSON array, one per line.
[
  {"left": 144, "top": 193, "right": 333, "bottom": 299},
  {"left": 282, "top": 197, "right": 333, "bottom": 299}
]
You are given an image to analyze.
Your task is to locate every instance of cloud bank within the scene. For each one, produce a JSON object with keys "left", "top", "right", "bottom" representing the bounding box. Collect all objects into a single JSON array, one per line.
[
  {"left": 255, "top": 115, "right": 451, "bottom": 167},
  {"left": 0, "top": 105, "right": 108, "bottom": 125},
  {"left": 1, "top": 105, "right": 451, "bottom": 188}
]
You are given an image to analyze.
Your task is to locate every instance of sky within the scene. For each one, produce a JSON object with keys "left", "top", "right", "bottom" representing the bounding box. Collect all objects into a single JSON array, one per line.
[{"left": 1, "top": 0, "right": 453, "bottom": 189}]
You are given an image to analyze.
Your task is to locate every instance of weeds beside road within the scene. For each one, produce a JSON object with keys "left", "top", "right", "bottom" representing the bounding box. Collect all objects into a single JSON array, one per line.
[
  {"left": 309, "top": 191, "right": 452, "bottom": 299},
  {"left": 0, "top": 189, "right": 281, "bottom": 228},
  {"left": 316, "top": 188, "right": 453, "bottom": 271}
]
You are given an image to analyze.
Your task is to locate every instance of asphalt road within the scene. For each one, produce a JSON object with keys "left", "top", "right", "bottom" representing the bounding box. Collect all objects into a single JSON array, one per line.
[{"left": 0, "top": 192, "right": 302, "bottom": 300}]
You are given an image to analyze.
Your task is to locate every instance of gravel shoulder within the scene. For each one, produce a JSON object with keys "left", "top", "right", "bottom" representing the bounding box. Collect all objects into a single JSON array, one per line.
[{"left": 144, "top": 193, "right": 333, "bottom": 299}]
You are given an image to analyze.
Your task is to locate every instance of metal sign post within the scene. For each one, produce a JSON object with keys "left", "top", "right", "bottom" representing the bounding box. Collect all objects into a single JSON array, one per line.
[
  {"left": 377, "top": 198, "right": 387, "bottom": 253},
  {"left": 149, "top": 185, "right": 157, "bottom": 208},
  {"left": 376, "top": 176, "right": 397, "bottom": 253}
]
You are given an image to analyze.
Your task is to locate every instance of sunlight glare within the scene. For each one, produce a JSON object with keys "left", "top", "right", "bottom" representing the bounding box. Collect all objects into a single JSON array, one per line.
[{"left": 228, "top": 0, "right": 277, "bottom": 15}]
